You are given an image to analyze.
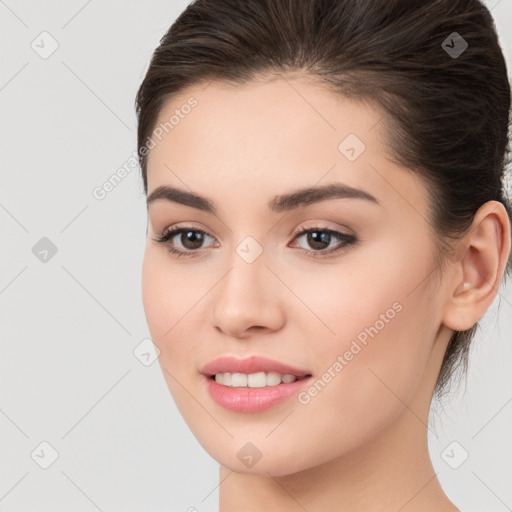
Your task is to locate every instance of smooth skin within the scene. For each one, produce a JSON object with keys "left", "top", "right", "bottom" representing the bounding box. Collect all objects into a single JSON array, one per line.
[{"left": 141, "top": 75, "right": 510, "bottom": 512}]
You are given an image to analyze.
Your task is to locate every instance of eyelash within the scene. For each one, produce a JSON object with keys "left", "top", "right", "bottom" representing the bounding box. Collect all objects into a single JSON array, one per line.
[{"left": 152, "top": 224, "right": 357, "bottom": 259}]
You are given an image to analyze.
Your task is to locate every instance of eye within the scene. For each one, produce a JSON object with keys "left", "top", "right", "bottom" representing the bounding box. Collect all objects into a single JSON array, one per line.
[
  {"left": 152, "top": 226, "right": 217, "bottom": 258},
  {"left": 290, "top": 225, "right": 357, "bottom": 258}
]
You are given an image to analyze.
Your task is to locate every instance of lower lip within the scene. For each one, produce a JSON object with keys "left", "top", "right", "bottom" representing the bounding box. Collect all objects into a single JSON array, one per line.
[{"left": 204, "top": 375, "right": 313, "bottom": 413}]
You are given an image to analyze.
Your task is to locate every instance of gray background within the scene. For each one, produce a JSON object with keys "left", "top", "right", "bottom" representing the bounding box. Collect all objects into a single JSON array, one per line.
[{"left": 0, "top": 1, "right": 511, "bottom": 511}]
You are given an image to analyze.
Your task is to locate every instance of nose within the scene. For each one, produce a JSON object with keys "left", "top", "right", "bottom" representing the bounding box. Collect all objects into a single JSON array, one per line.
[{"left": 211, "top": 251, "right": 285, "bottom": 339}]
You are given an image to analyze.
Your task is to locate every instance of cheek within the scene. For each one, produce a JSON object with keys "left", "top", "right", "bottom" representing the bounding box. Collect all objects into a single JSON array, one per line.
[
  {"left": 141, "top": 247, "right": 194, "bottom": 360},
  {"left": 307, "top": 252, "right": 438, "bottom": 430},
  {"left": 289, "top": 294, "right": 436, "bottom": 468},
  {"left": 142, "top": 245, "right": 201, "bottom": 335}
]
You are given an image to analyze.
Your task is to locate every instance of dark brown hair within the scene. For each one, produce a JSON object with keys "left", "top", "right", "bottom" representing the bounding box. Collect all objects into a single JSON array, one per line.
[{"left": 135, "top": 0, "right": 512, "bottom": 399}]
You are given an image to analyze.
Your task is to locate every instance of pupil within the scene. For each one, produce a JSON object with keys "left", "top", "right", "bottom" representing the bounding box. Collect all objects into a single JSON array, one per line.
[
  {"left": 183, "top": 230, "right": 203, "bottom": 249},
  {"left": 309, "top": 231, "right": 330, "bottom": 249}
]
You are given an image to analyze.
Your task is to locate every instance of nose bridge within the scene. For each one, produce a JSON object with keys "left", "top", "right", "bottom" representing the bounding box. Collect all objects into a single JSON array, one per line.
[
  {"left": 221, "top": 234, "right": 269, "bottom": 305},
  {"left": 211, "top": 233, "right": 283, "bottom": 335}
]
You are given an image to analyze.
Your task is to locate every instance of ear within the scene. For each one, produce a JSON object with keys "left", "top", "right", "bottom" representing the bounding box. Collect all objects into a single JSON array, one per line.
[{"left": 442, "top": 200, "right": 511, "bottom": 332}]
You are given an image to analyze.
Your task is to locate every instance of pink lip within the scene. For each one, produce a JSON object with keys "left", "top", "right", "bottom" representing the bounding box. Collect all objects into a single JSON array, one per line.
[
  {"left": 204, "top": 375, "right": 313, "bottom": 413},
  {"left": 200, "top": 355, "right": 311, "bottom": 378}
]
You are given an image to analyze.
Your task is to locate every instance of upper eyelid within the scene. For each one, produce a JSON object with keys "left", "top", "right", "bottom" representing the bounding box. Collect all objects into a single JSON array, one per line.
[
  {"left": 160, "top": 222, "right": 349, "bottom": 235},
  {"left": 165, "top": 223, "right": 215, "bottom": 239}
]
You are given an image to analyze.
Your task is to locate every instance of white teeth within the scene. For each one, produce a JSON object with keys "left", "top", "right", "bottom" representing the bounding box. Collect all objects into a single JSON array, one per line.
[
  {"left": 214, "top": 371, "right": 300, "bottom": 387},
  {"left": 231, "top": 373, "right": 247, "bottom": 387}
]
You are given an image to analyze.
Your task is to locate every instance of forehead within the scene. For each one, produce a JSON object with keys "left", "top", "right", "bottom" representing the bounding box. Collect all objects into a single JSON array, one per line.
[
  {"left": 145, "top": 77, "right": 430, "bottom": 219},
  {"left": 148, "top": 77, "right": 383, "bottom": 163}
]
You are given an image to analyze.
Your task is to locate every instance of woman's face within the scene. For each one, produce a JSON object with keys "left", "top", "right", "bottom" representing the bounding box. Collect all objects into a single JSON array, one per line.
[{"left": 142, "top": 77, "right": 453, "bottom": 475}]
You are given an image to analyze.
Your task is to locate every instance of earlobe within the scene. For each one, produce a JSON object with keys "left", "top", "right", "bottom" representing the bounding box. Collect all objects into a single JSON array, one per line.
[{"left": 442, "top": 200, "right": 511, "bottom": 332}]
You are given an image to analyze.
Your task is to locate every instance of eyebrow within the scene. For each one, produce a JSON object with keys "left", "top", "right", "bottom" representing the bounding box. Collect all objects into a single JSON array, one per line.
[{"left": 146, "top": 182, "right": 380, "bottom": 213}]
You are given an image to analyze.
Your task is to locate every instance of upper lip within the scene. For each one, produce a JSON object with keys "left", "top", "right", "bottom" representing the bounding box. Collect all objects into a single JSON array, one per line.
[{"left": 201, "top": 355, "right": 312, "bottom": 378}]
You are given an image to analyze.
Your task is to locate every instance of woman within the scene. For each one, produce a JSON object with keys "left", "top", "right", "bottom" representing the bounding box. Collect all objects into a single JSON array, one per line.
[{"left": 135, "top": 0, "right": 511, "bottom": 510}]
